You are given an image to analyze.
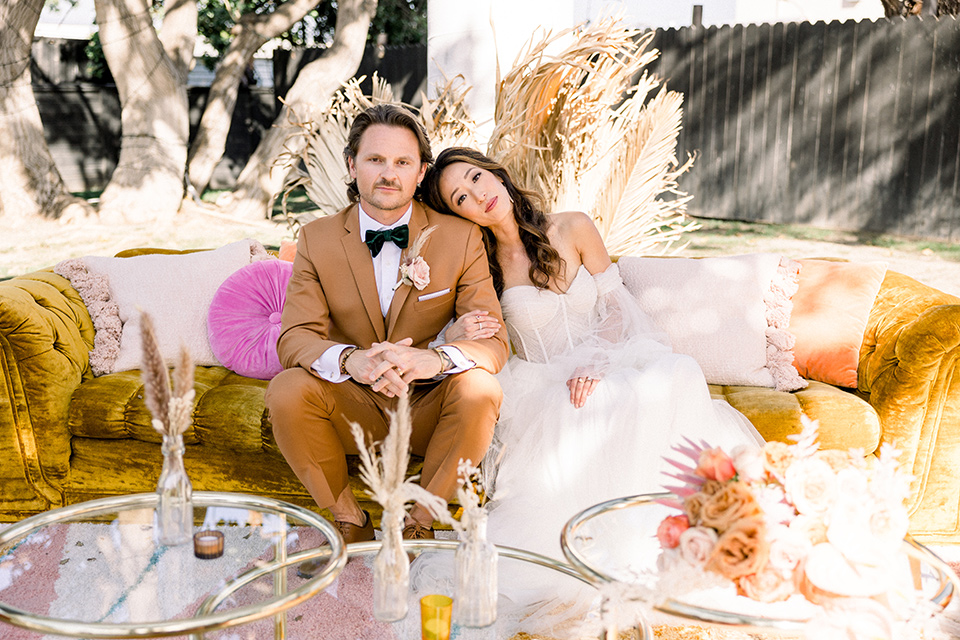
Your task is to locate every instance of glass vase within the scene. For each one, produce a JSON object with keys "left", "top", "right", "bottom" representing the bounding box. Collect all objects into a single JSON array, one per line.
[
  {"left": 454, "top": 512, "right": 498, "bottom": 627},
  {"left": 155, "top": 434, "right": 193, "bottom": 546},
  {"left": 373, "top": 509, "right": 409, "bottom": 621}
]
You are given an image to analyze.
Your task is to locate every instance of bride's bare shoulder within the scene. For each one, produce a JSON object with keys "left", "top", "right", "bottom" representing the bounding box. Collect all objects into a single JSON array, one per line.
[{"left": 545, "top": 211, "right": 596, "bottom": 236}]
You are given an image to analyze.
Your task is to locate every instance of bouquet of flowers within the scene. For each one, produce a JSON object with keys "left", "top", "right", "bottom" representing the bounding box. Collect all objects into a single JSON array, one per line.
[{"left": 653, "top": 417, "right": 949, "bottom": 638}]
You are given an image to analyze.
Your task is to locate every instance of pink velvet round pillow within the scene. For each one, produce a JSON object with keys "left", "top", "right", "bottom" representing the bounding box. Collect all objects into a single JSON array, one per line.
[{"left": 207, "top": 259, "right": 293, "bottom": 380}]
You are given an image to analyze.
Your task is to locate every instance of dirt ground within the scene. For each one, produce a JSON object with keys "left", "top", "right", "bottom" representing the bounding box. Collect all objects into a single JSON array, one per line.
[{"left": 3, "top": 206, "right": 959, "bottom": 298}]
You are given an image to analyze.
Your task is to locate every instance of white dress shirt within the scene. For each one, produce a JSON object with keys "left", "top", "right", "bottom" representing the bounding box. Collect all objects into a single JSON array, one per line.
[{"left": 312, "top": 204, "right": 472, "bottom": 382}]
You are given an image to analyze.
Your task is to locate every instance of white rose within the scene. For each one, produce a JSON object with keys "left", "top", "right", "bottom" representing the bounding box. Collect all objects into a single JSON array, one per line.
[
  {"left": 730, "top": 445, "right": 765, "bottom": 483},
  {"left": 784, "top": 457, "right": 837, "bottom": 517},
  {"left": 827, "top": 502, "right": 907, "bottom": 566},
  {"left": 677, "top": 526, "right": 718, "bottom": 568}
]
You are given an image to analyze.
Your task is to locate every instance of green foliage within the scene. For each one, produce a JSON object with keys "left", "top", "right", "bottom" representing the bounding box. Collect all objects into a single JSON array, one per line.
[
  {"left": 371, "top": 0, "right": 427, "bottom": 45},
  {"left": 84, "top": 32, "right": 109, "bottom": 81}
]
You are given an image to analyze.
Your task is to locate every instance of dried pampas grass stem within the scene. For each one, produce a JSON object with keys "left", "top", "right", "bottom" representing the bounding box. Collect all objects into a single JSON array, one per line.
[{"left": 140, "top": 310, "right": 195, "bottom": 438}]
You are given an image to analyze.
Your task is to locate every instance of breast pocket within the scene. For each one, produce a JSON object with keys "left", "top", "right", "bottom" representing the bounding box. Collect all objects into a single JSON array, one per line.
[{"left": 415, "top": 289, "right": 454, "bottom": 313}]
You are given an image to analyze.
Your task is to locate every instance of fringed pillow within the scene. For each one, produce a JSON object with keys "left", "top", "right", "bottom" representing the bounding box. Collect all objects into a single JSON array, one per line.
[
  {"left": 55, "top": 239, "right": 270, "bottom": 375},
  {"left": 618, "top": 254, "right": 806, "bottom": 392}
]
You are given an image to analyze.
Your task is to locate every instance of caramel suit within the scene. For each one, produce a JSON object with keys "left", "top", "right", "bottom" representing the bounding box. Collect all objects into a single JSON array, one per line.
[{"left": 265, "top": 202, "right": 509, "bottom": 512}]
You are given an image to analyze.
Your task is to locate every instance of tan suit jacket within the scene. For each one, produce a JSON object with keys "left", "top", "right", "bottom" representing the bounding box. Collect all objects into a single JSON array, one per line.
[{"left": 278, "top": 201, "right": 509, "bottom": 374}]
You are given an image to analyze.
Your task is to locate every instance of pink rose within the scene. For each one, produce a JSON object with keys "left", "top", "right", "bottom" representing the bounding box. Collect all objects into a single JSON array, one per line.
[
  {"left": 766, "top": 524, "right": 811, "bottom": 573},
  {"left": 696, "top": 447, "right": 737, "bottom": 482},
  {"left": 404, "top": 256, "right": 430, "bottom": 290},
  {"left": 656, "top": 514, "right": 690, "bottom": 549},
  {"left": 678, "top": 525, "right": 718, "bottom": 567},
  {"left": 737, "top": 564, "right": 796, "bottom": 603}
]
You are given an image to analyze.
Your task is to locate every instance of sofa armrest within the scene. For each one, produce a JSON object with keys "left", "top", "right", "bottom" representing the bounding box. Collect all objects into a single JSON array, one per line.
[
  {"left": 0, "top": 270, "right": 94, "bottom": 514},
  {"left": 858, "top": 270, "right": 960, "bottom": 540}
]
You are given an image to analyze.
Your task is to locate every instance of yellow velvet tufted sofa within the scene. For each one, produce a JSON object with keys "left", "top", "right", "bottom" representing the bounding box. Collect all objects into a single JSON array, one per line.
[{"left": 2, "top": 257, "right": 960, "bottom": 543}]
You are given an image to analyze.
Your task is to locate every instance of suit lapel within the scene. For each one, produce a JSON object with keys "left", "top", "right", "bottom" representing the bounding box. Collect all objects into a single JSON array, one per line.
[
  {"left": 386, "top": 203, "right": 429, "bottom": 336},
  {"left": 342, "top": 207, "right": 387, "bottom": 341}
]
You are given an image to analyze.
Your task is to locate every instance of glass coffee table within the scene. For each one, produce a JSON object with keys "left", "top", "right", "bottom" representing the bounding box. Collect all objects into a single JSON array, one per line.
[
  {"left": 561, "top": 492, "right": 959, "bottom": 639},
  {"left": 289, "top": 538, "right": 608, "bottom": 640},
  {"left": 0, "top": 491, "right": 346, "bottom": 639}
]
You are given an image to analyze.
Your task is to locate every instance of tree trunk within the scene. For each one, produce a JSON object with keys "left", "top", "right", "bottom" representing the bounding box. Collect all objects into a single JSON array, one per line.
[
  {"left": 0, "top": 0, "right": 94, "bottom": 225},
  {"left": 222, "top": 0, "right": 378, "bottom": 220},
  {"left": 187, "top": 0, "right": 322, "bottom": 194},
  {"left": 159, "top": 0, "right": 198, "bottom": 82},
  {"left": 880, "top": 0, "right": 924, "bottom": 16},
  {"left": 938, "top": 0, "right": 960, "bottom": 15},
  {"left": 94, "top": 0, "right": 190, "bottom": 223}
]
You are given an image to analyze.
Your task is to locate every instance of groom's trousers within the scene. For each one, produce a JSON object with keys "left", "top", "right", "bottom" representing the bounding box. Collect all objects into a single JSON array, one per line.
[{"left": 265, "top": 366, "right": 503, "bottom": 511}]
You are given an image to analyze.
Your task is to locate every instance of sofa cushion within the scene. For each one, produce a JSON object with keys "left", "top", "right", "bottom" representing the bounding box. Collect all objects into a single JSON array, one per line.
[
  {"left": 619, "top": 254, "right": 805, "bottom": 391},
  {"left": 789, "top": 259, "right": 887, "bottom": 388},
  {"left": 68, "top": 366, "right": 273, "bottom": 454},
  {"left": 207, "top": 259, "right": 292, "bottom": 380},
  {"left": 709, "top": 380, "right": 881, "bottom": 452},
  {"left": 54, "top": 240, "right": 270, "bottom": 376}
]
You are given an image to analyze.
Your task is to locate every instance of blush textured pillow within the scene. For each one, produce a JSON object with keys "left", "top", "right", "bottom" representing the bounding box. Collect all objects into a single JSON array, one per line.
[
  {"left": 788, "top": 260, "right": 888, "bottom": 388},
  {"left": 207, "top": 259, "right": 293, "bottom": 380},
  {"left": 55, "top": 239, "right": 269, "bottom": 375},
  {"left": 618, "top": 254, "right": 806, "bottom": 391}
]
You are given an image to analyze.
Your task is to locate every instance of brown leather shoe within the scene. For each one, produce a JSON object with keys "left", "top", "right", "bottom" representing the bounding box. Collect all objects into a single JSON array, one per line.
[
  {"left": 401, "top": 521, "right": 435, "bottom": 540},
  {"left": 298, "top": 511, "right": 374, "bottom": 579}
]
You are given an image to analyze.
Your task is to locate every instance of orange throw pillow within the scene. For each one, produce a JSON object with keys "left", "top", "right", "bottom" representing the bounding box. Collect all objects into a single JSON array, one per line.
[{"left": 788, "top": 260, "right": 887, "bottom": 388}]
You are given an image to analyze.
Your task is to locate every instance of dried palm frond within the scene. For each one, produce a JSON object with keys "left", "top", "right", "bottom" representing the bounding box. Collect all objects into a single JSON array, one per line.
[
  {"left": 349, "top": 393, "right": 452, "bottom": 521},
  {"left": 140, "top": 310, "right": 195, "bottom": 437},
  {"left": 489, "top": 18, "right": 698, "bottom": 256},
  {"left": 275, "top": 73, "right": 478, "bottom": 231}
]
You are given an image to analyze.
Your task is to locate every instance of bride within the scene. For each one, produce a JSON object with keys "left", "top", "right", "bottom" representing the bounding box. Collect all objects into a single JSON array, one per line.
[{"left": 420, "top": 147, "right": 764, "bottom": 561}]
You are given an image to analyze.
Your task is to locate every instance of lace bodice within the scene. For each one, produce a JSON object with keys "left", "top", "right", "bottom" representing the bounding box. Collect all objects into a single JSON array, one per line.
[{"left": 501, "top": 265, "right": 615, "bottom": 364}]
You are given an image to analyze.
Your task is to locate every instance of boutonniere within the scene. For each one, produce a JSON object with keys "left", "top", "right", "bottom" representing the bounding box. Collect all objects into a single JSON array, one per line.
[{"left": 395, "top": 225, "right": 437, "bottom": 291}]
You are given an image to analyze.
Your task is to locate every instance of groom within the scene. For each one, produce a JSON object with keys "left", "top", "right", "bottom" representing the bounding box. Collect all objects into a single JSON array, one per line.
[{"left": 266, "top": 104, "right": 509, "bottom": 558}]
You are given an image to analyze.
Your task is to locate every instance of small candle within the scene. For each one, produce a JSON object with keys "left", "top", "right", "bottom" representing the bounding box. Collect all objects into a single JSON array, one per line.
[{"left": 193, "top": 530, "right": 224, "bottom": 559}]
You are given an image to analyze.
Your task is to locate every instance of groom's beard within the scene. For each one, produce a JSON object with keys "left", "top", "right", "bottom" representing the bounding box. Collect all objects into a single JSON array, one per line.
[{"left": 362, "top": 179, "right": 414, "bottom": 216}]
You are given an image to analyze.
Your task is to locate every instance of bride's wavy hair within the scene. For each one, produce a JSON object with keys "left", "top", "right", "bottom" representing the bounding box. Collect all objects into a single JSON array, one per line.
[{"left": 422, "top": 147, "right": 564, "bottom": 296}]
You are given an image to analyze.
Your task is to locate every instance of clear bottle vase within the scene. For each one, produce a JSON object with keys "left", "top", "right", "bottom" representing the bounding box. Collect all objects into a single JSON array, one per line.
[
  {"left": 454, "top": 512, "right": 498, "bottom": 627},
  {"left": 373, "top": 509, "right": 409, "bottom": 621},
  {"left": 155, "top": 434, "right": 193, "bottom": 546}
]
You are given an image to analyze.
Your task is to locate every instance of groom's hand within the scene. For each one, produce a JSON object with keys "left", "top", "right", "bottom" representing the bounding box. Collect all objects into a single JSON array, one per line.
[
  {"left": 373, "top": 338, "right": 446, "bottom": 390},
  {"left": 343, "top": 342, "right": 409, "bottom": 397}
]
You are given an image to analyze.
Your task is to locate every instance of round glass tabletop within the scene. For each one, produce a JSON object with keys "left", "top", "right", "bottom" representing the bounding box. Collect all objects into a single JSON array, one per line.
[
  {"left": 561, "top": 493, "right": 960, "bottom": 637},
  {"left": 0, "top": 491, "right": 345, "bottom": 638}
]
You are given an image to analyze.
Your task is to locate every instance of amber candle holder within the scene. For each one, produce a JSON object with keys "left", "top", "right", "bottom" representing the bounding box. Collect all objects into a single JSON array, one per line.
[
  {"left": 193, "top": 530, "right": 224, "bottom": 559},
  {"left": 420, "top": 594, "right": 452, "bottom": 640}
]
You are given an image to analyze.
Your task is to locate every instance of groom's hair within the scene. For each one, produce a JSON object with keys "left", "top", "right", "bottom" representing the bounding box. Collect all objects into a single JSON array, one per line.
[{"left": 343, "top": 104, "right": 433, "bottom": 203}]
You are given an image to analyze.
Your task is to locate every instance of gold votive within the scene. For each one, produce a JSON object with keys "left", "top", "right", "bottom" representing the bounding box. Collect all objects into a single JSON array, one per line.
[
  {"left": 420, "top": 594, "right": 453, "bottom": 640},
  {"left": 193, "top": 530, "right": 224, "bottom": 559}
]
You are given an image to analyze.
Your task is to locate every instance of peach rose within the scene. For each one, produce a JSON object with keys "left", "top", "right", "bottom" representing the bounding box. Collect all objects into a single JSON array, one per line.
[
  {"left": 403, "top": 256, "right": 430, "bottom": 290},
  {"left": 699, "top": 481, "right": 762, "bottom": 532},
  {"left": 696, "top": 447, "right": 737, "bottom": 482},
  {"left": 656, "top": 514, "right": 689, "bottom": 549},
  {"left": 705, "top": 516, "right": 769, "bottom": 580},
  {"left": 678, "top": 525, "right": 718, "bottom": 567},
  {"left": 814, "top": 448, "right": 855, "bottom": 472},
  {"left": 784, "top": 457, "right": 837, "bottom": 517},
  {"left": 737, "top": 564, "right": 796, "bottom": 603},
  {"left": 762, "top": 441, "right": 794, "bottom": 478}
]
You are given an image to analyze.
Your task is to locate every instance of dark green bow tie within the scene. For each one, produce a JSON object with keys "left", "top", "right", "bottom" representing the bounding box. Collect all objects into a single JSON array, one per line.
[{"left": 364, "top": 225, "right": 409, "bottom": 257}]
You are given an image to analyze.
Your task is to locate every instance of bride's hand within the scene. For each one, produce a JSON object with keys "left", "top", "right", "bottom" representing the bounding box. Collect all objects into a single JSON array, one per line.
[
  {"left": 444, "top": 310, "right": 500, "bottom": 342},
  {"left": 567, "top": 370, "right": 601, "bottom": 409}
]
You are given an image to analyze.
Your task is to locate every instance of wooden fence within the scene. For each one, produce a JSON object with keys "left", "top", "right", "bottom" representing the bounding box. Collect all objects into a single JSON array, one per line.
[{"left": 649, "top": 17, "right": 960, "bottom": 241}]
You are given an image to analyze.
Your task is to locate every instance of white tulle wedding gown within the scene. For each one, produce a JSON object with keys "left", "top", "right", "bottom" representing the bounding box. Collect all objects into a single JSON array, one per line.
[{"left": 482, "top": 262, "right": 764, "bottom": 561}]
